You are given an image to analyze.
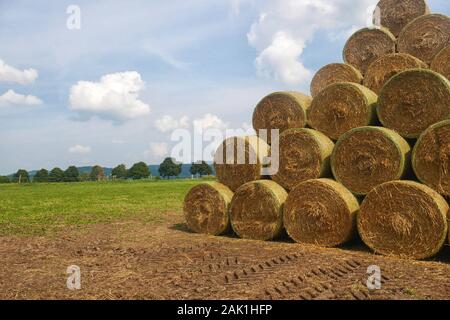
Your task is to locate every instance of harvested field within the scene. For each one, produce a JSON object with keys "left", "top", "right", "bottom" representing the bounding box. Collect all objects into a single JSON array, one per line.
[
  {"left": 1, "top": 181, "right": 450, "bottom": 300},
  {"left": 272, "top": 128, "right": 334, "bottom": 191},
  {"left": 1, "top": 214, "right": 450, "bottom": 300},
  {"left": 364, "top": 53, "right": 427, "bottom": 94},
  {"left": 358, "top": 181, "right": 449, "bottom": 260},
  {"left": 398, "top": 13, "right": 450, "bottom": 64},
  {"left": 307, "top": 82, "right": 378, "bottom": 140},
  {"left": 183, "top": 182, "right": 233, "bottom": 235},
  {"left": 378, "top": 69, "right": 450, "bottom": 138},
  {"left": 230, "top": 180, "right": 287, "bottom": 241},
  {"left": 431, "top": 44, "right": 450, "bottom": 80},
  {"left": 331, "top": 126, "right": 411, "bottom": 196},
  {"left": 343, "top": 27, "right": 396, "bottom": 75},
  {"left": 252, "top": 91, "right": 311, "bottom": 143},
  {"left": 413, "top": 120, "right": 450, "bottom": 197},
  {"left": 310, "top": 63, "right": 363, "bottom": 98},
  {"left": 214, "top": 136, "right": 269, "bottom": 191},
  {"left": 283, "top": 179, "right": 359, "bottom": 248},
  {"left": 376, "top": 0, "right": 430, "bottom": 37}
]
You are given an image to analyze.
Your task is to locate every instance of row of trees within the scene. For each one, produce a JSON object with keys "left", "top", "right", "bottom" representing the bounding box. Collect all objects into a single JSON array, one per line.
[
  {"left": 0, "top": 159, "right": 213, "bottom": 183},
  {"left": 4, "top": 165, "right": 107, "bottom": 183}
]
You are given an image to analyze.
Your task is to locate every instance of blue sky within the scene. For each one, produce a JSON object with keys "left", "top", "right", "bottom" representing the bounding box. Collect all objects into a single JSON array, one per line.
[{"left": 0, "top": 0, "right": 448, "bottom": 174}]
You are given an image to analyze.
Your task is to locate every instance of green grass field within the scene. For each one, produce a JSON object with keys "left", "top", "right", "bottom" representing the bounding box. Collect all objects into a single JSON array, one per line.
[{"left": 0, "top": 180, "right": 202, "bottom": 236}]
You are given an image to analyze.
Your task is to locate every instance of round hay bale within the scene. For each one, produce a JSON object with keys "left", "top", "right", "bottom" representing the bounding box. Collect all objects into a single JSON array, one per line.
[
  {"left": 332, "top": 127, "right": 411, "bottom": 196},
  {"left": 364, "top": 53, "right": 427, "bottom": 94},
  {"left": 230, "top": 180, "right": 287, "bottom": 241},
  {"left": 310, "top": 63, "right": 363, "bottom": 98},
  {"left": 358, "top": 181, "right": 449, "bottom": 260},
  {"left": 252, "top": 92, "right": 312, "bottom": 142},
  {"left": 413, "top": 120, "right": 450, "bottom": 197},
  {"left": 272, "top": 128, "right": 334, "bottom": 191},
  {"left": 375, "top": 0, "right": 430, "bottom": 37},
  {"left": 431, "top": 44, "right": 450, "bottom": 80},
  {"left": 343, "top": 27, "right": 396, "bottom": 75},
  {"left": 307, "top": 82, "right": 378, "bottom": 140},
  {"left": 398, "top": 14, "right": 450, "bottom": 64},
  {"left": 378, "top": 69, "right": 450, "bottom": 138},
  {"left": 284, "top": 179, "right": 359, "bottom": 247},
  {"left": 214, "top": 136, "right": 270, "bottom": 192},
  {"left": 183, "top": 182, "right": 233, "bottom": 235}
]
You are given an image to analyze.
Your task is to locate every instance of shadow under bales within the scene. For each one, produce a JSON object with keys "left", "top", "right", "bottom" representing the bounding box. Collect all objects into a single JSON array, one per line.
[{"left": 170, "top": 222, "right": 450, "bottom": 264}]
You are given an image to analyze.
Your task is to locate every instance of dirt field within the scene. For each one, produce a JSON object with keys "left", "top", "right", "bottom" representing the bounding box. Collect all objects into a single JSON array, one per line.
[{"left": 1, "top": 211, "right": 449, "bottom": 300}]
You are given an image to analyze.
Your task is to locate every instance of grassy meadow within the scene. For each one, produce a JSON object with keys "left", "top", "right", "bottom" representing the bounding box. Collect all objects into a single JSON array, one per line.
[{"left": 0, "top": 180, "right": 203, "bottom": 236}]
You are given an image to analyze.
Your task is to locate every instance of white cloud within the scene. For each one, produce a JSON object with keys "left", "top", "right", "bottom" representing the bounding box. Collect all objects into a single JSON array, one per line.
[
  {"left": 0, "top": 89, "right": 42, "bottom": 107},
  {"left": 0, "top": 59, "right": 38, "bottom": 85},
  {"left": 154, "top": 113, "right": 229, "bottom": 134},
  {"left": 68, "top": 144, "right": 92, "bottom": 155},
  {"left": 155, "top": 115, "right": 190, "bottom": 133},
  {"left": 69, "top": 71, "right": 151, "bottom": 121},
  {"left": 193, "top": 113, "right": 229, "bottom": 133},
  {"left": 248, "top": 0, "right": 378, "bottom": 86},
  {"left": 145, "top": 142, "right": 168, "bottom": 158},
  {"left": 255, "top": 31, "right": 312, "bottom": 85}
]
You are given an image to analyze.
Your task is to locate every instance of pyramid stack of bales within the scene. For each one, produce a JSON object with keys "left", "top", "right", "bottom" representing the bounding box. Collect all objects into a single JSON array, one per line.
[{"left": 184, "top": 0, "right": 450, "bottom": 260}]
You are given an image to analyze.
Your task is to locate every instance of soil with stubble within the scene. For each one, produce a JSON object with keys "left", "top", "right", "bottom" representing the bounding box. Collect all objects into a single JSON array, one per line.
[{"left": 0, "top": 212, "right": 449, "bottom": 300}]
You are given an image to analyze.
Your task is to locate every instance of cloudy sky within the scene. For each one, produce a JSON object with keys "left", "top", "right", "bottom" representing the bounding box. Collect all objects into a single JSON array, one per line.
[{"left": 0, "top": 0, "right": 448, "bottom": 174}]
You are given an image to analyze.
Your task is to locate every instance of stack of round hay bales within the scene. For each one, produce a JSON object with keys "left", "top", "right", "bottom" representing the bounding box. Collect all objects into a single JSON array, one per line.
[{"left": 184, "top": 1, "right": 450, "bottom": 261}]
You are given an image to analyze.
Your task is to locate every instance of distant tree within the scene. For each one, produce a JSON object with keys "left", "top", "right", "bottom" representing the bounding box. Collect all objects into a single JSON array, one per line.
[
  {"left": 0, "top": 176, "right": 10, "bottom": 184},
  {"left": 159, "top": 157, "right": 182, "bottom": 179},
  {"left": 90, "top": 165, "right": 105, "bottom": 181},
  {"left": 112, "top": 164, "right": 127, "bottom": 179},
  {"left": 190, "top": 163, "right": 199, "bottom": 176},
  {"left": 13, "top": 169, "right": 30, "bottom": 183},
  {"left": 63, "top": 166, "right": 80, "bottom": 182},
  {"left": 49, "top": 167, "right": 64, "bottom": 182},
  {"left": 190, "top": 161, "right": 212, "bottom": 177},
  {"left": 79, "top": 172, "right": 90, "bottom": 182},
  {"left": 128, "top": 162, "right": 150, "bottom": 180},
  {"left": 33, "top": 169, "right": 49, "bottom": 183}
]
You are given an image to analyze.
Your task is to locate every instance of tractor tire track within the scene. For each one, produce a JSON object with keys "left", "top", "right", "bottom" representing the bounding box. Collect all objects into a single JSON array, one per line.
[{"left": 260, "top": 259, "right": 363, "bottom": 300}]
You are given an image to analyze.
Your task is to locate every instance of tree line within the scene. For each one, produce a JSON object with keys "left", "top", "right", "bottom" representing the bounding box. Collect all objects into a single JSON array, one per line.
[{"left": 0, "top": 158, "right": 213, "bottom": 183}]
